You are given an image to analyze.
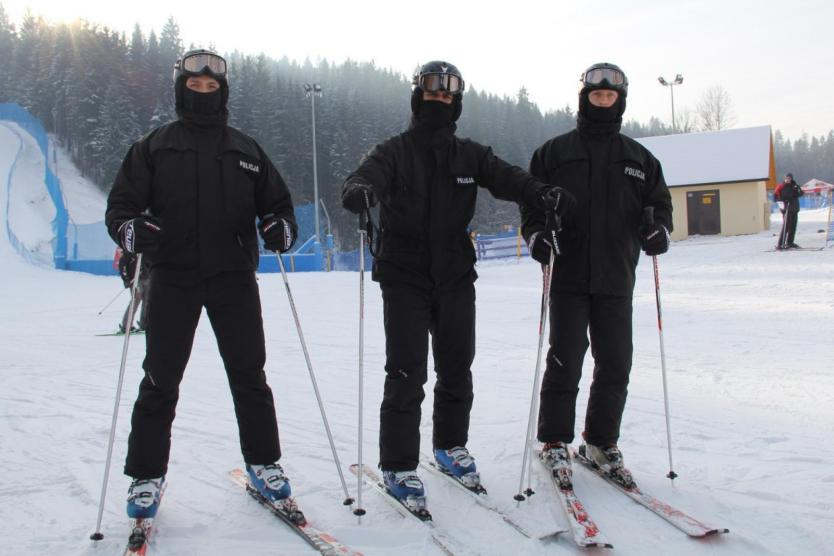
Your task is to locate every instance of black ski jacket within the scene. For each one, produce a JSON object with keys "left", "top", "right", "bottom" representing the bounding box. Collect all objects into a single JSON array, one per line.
[
  {"left": 776, "top": 181, "right": 804, "bottom": 212},
  {"left": 343, "top": 124, "right": 548, "bottom": 290},
  {"left": 521, "top": 129, "right": 673, "bottom": 297},
  {"left": 106, "top": 121, "right": 296, "bottom": 285}
]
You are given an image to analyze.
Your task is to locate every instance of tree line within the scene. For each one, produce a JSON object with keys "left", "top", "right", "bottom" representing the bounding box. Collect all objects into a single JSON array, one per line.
[{"left": 0, "top": 7, "right": 831, "bottom": 247}]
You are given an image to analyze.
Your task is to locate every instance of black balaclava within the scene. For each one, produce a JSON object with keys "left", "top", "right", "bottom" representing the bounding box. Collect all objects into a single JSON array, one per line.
[
  {"left": 577, "top": 90, "right": 626, "bottom": 137},
  {"left": 175, "top": 77, "right": 229, "bottom": 128},
  {"left": 183, "top": 88, "right": 222, "bottom": 115},
  {"left": 411, "top": 88, "right": 462, "bottom": 130}
]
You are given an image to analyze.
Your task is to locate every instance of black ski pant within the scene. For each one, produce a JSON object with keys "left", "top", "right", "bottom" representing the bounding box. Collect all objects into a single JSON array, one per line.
[
  {"left": 379, "top": 283, "right": 476, "bottom": 471},
  {"left": 124, "top": 271, "right": 281, "bottom": 479},
  {"left": 779, "top": 209, "right": 799, "bottom": 247},
  {"left": 537, "top": 292, "right": 633, "bottom": 447}
]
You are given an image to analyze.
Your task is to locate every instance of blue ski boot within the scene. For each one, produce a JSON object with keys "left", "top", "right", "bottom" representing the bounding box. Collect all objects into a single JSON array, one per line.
[
  {"left": 383, "top": 469, "right": 427, "bottom": 513},
  {"left": 126, "top": 476, "right": 165, "bottom": 518},
  {"left": 246, "top": 463, "right": 291, "bottom": 503},
  {"left": 434, "top": 446, "right": 482, "bottom": 489}
]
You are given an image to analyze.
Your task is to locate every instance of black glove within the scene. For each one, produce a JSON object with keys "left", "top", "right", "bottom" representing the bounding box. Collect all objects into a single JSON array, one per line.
[
  {"left": 640, "top": 223, "right": 670, "bottom": 256},
  {"left": 538, "top": 185, "right": 576, "bottom": 219},
  {"left": 259, "top": 215, "right": 296, "bottom": 253},
  {"left": 118, "top": 251, "right": 138, "bottom": 288},
  {"left": 118, "top": 216, "right": 163, "bottom": 254},
  {"left": 527, "top": 230, "right": 560, "bottom": 264},
  {"left": 342, "top": 182, "right": 377, "bottom": 214}
]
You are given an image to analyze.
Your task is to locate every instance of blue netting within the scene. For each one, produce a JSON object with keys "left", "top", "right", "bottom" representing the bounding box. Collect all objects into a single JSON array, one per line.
[
  {"left": 0, "top": 104, "right": 68, "bottom": 267},
  {"left": 474, "top": 230, "right": 529, "bottom": 261}
]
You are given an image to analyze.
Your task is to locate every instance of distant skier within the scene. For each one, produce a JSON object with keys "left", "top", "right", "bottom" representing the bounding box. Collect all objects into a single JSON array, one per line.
[
  {"left": 774, "top": 172, "right": 804, "bottom": 249},
  {"left": 521, "top": 63, "right": 673, "bottom": 487},
  {"left": 341, "top": 60, "right": 574, "bottom": 510},
  {"left": 114, "top": 247, "right": 150, "bottom": 333},
  {"left": 105, "top": 49, "right": 297, "bottom": 519}
]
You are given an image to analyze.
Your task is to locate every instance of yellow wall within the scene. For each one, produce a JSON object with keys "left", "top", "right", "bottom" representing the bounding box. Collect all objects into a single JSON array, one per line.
[{"left": 669, "top": 180, "right": 769, "bottom": 241}]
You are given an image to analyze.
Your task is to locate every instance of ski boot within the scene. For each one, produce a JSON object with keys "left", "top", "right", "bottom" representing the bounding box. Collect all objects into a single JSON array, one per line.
[
  {"left": 434, "top": 446, "right": 483, "bottom": 491},
  {"left": 541, "top": 442, "right": 572, "bottom": 488},
  {"left": 579, "top": 443, "right": 635, "bottom": 488},
  {"left": 383, "top": 469, "right": 429, "bottom": 518},
  {"left": 246, "top": 463, "right": 292, "bottom": 502},
  {"left": 126, "top": 476, "right": 165, "bottom": 518}
]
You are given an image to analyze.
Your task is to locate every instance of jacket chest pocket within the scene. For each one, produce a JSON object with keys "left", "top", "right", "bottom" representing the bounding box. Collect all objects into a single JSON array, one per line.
[
  {"left": 153, "top": 149, "right": 196, "bottom": 200},
  {"left": 228, "top": 154, "right": 260, "bottom": 196},
  {"left": 447, "top": 174, "right": 477, "bottom": 223},
  {"left": 612, "top": 160, "right": 645, "bottom": 227},
  {"left": 546, "top": 158, "right": 587, "bottom": 203}
]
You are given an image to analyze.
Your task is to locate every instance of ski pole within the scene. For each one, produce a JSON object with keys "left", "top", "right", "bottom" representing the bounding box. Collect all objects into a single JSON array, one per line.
[
  {"left": 275, "top": 252, "right": 355, "bottom": 509},
  {"left": 90, "top": 253, "right": 144, "bottom": 541},
  {"left": 643, "top": 207, "right": 678, "bottom": 482},
  {"left": 97, "top": 286, "right": 127, "bottom": 315},
  {"left": 515, "top": 215, "right": 559, "bottom": 502},
  {"left": 354, "top": 207, "right": 369, "bottom": 522}
]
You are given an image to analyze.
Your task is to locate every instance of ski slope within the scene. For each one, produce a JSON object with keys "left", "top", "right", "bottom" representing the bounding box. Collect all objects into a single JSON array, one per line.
[{"left": 0, "top": 122, "right": 833, "bottom": 555}]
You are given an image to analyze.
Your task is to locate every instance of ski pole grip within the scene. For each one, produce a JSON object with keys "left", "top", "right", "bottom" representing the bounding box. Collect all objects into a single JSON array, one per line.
[
  {"left": 359, "top": 209, "right": 368, "bottom": 230},
  {"left": 643, "top": 206, "right": 655, "bottom": 226}
]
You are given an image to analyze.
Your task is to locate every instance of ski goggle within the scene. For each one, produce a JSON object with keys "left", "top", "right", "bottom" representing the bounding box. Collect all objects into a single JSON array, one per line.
[
  {"left": 179, "top": 52, "right": 227, "bottom": 78},
  {"left": 581, "top": 67, "right": 626, "bottom": 88},
  {"left": 414, "top": 73, "right": 465, "bottom": 94}
]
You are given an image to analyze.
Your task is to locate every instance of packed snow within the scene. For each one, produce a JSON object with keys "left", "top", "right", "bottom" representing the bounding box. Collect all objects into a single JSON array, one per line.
[{"left": 1, "top": 121, "right": 833, "bottom": 555}]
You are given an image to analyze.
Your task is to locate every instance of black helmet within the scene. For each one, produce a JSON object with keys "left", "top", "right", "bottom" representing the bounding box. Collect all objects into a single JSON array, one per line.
[
  {"left": 173, "top": 49, "right": 229, "bottom": 86},
  {"left": 173, "top": 49, "right": 229, "bottom": 113},
  {"left": 412, "top": 61, "right": 465, "bottom": 95},
  {"left": 411, "top": 60, "right": 465, "bottom": 122},
  {"left": 579, "top": 62, "right": 628, "bottom": 97}
]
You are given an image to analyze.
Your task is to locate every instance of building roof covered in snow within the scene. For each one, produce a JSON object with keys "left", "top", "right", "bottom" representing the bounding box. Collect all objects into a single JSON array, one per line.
[{"left": 635, "top": 125, "right": 772, "bottom": 187}]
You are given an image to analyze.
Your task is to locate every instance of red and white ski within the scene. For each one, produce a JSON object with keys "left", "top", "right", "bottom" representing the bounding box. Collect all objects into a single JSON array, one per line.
[
  {"left": 230, "top": 468, "right": 363, "bottom": 555},
  {"left": 571, "top": 449, "right": 729, "bottom": 538},
  {"left": 536, "top": 451, "right": 613, "bottom": 548}
]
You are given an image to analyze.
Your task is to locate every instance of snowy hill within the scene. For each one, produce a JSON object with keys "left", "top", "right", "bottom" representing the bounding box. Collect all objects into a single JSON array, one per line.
[{"left": 1, "top": 121, "right": 833, "bottom": 555}]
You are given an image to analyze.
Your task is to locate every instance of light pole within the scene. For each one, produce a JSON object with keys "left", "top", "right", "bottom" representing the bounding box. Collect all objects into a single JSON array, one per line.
[
  {"left": 657, "top": 74, "right": 684, "bottom": 132},
  {"left": 304, "top": 83, "right": 323, "bottom": 242}
]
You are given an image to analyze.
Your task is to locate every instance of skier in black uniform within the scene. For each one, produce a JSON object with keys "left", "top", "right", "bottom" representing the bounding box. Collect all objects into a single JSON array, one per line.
[
  {"left": 105, "top": 49, "right": 298, "bottom": 518},
  {"left": 341, "top": 60, "right": 574, "bottom": 508},
  {"left": 521, "top": 63, "right": 673, "bottom": 487}
]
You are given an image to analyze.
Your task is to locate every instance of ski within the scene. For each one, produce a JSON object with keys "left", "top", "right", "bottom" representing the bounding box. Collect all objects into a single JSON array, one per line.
[
  {"left": 571, "top": 448, "right": 729, "bottom": 538},
  {"left": 349, "top": 464, "right": 461, "bottom": 556},
  {"left": 766, "top": 246, "right": 824, "bottom": 252},
  {"left": 230, "top": 468, "right": 363, "bottom": 556},
  {"left": 418, "top": 457, "right": 566, "bottom": 539},
  {"left": 96, "top": 330, "right": 146, "bottom": 337},
  {"left": 123, "top": 518, "right": 154, "bottom": 555},
  {"left": 536, "top": 450, "right": 613, "bottom": 549}
]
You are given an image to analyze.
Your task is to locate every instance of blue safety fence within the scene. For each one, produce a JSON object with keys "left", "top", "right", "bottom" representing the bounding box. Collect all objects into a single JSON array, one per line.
[
  {"left": 0, "top": 103, "right": 68, "bottom": 268},
  {"left": 474, "top": 229, "right": 529, "bottom": 261}
]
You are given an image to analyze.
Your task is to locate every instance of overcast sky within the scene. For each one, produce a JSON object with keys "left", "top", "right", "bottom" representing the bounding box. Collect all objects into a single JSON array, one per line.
[{"left": 7, "top": 0, "right": 832, "bottom": 140}]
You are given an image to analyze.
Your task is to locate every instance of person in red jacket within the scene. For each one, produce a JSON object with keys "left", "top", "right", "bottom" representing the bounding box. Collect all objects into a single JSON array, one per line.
[{"left": 774, "top": 172, "right": 804, "bottom": 249}]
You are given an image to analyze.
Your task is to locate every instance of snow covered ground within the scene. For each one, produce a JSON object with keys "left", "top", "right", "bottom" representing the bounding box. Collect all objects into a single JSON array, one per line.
[{"left": 1, "top": 121, "right": 833, "bottom": 555}]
